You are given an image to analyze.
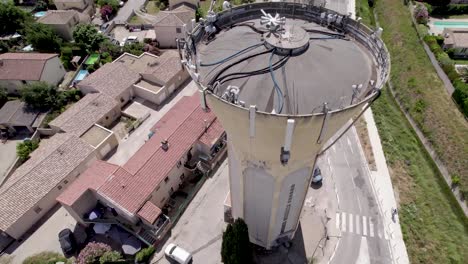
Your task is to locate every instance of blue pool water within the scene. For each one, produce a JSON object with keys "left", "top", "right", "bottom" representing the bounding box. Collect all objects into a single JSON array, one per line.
[
  {"left": 34, "top": 11, "right": 47, "bottom": 18},
  {"left": 74, "top": 70, "right": 89, "bottom": 82},
  {"left": 434, "top": 21, "right": 468, "bottom": 29}
]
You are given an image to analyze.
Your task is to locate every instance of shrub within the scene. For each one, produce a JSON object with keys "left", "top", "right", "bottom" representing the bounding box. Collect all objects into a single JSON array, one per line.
[
  {"left": 429, "top": 4, "right": 468, "bottom": 16},
  {"left": 100, "top": 5, "right": 113, "bottom": 21},
  {"left": 77, "top": 242, "right": 112, "bottom": 264},
  {"left": 99, "top": 251, "right": 122, "bottom": 264},
  {"left": 414, "top": 4, "right": 429, "bottom": 25},
  {"left": 416, "top": 24, "right": 429, "bottom": 38},
  {"left": 135, "top": 247, "right": 155, "bottom": 263},
  {"left": 451, "top": 174, "right": 460, "bottom": 186},
  {"left": 20, "top": 82, "right": 59, "bottom": 110},
  {"left": 23, "top": 251, "right": 67, "bottom": 264},
  {"left": 17, "top": 139, "right": 40, "bottom": 162}
]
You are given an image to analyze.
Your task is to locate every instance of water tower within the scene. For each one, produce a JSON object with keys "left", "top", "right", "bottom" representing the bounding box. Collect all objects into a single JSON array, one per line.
[{"left": 179, "top": 2, "right": 390, "bottom": 249}]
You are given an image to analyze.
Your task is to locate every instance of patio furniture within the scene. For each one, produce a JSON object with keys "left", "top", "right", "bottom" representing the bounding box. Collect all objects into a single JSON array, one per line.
[
  {"left": 93, "top": 223, "right": 111, "bottom": 234},
  {"left": 122, "top": 235, "right": 141, "bottom": 255}
]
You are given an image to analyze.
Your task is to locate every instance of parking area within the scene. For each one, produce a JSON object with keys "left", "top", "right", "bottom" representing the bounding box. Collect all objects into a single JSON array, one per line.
[
  {"left": 110, "top": 26, "right": 149, "bottom": 45},
  {"left": 3, "top": 206, "right": 77, "bottom": 264}
]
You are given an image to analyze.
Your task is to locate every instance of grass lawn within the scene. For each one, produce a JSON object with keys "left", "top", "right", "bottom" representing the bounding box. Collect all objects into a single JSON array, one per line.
[
  {"left": 146, "top": 0, "right": 160, "bottom": 15},
  {"left": 128, "top": 15, "right": 145, "bottom": 24},
  {"left": 374, "top": 0, "right": 468, "bottom": 195},
  {"left": 373, "top": 88, "right": 468, "bottom": 263},
  {"left": 355, "top": 0, "right": 375, "bottom": 27},
  {"left": 453, "top": 58, "right": 468, "bottom": 65}
]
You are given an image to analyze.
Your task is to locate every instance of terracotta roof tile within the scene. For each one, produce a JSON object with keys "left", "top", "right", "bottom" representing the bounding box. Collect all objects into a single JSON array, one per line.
[
  {"left": 57, "top": 160, "right": 119, "bottom": 206},
  {"left": 99, "top": 94, "right": 218, "bottom": 214},
  {"left": 49, "top": 93, "right": 119, "bottom": 136},
  {"left": 0, "top": 53, "right": 58, "bottom": 81},
  {"left": 0, "top": 134, "right": 94, "bottom": 231},
  {"left": 199, "top": 119, "right": 224, "bottom": 146},
  {"left": 78, "top": 63, "right": 140, "bottom": 99},
  {"left": 137, "top": 201, "right": 162, "bottom": 224}
]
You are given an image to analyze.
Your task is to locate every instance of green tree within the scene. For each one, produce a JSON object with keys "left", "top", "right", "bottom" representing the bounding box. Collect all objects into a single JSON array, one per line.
[
  {"left": 17, "top": 139, "right": 40, "bottom": 162},
  {"left": 20, "top": 82, "right": 59, "bottom": 110},
  {"left": 25, "top": 23, "right": 62, "bottom": 52},
  {"left": 73, "top": 24, "right": 105, "bottom": 53},
  {"left": 123, "top": 42, "right": 145, "bottom": 56},
  {"left": 221, "top": 218, "right": 253, "bottom": 264},
  {"left": 99, "top": 39, "right": 122, "bottom": 59},
  {"left": 99, "top": 251, "right": 122, "bottom": 264},
  {"left": 0, "top": 2, "right": 31, "bottom": 35},
  {"left": 97, "top": 0, "right": 119, "bottom": 10}
]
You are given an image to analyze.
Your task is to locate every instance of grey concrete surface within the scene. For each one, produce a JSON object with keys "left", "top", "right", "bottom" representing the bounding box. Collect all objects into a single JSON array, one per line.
[
  {"left": 4, "top": 207, "right": 77, "bottom": 264},
  {"left": 323, "top": 128, "right": 392, "bottom": 264},
  {"left": 113, "top": 0, "right": 147, "bottom": 23},
  {"left": 110, "top": 26, "right": 149, "bottom": 44},
  {"left": 106, "top": 80, "right": 197, "bottom": 165},
  {"left": 0, "top": 136, "right": 26, "bottom": 185}
]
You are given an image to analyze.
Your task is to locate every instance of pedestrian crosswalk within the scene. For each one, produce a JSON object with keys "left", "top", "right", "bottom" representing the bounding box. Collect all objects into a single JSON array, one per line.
[{"left": 335, "top": 212, "right": 389, "bottom": 240}]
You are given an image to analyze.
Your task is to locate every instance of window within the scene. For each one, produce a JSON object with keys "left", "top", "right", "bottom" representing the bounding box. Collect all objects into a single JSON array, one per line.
[
  {"left": 176, "top": 27, "right": 182, "bottom": 33},
  {"left": 64, "top": 180, "right": 68, "bottom": 184},
  {"left": 120, "top": 97, "right": 125, "bottom": 103},
  {"left": 169, "top": 187, "right": 174, "bottom": 194},
  {"left": 177, "top": 161, "right": 182, "bottom": 168},
  {"left": 105, "top": 116, "right": 109, "bottom": 120},
  {"left": 164, "top": 176, "right": 169, "bottom": 183},
  {"left": 57, "top": 185, "right": 62, "bottom": 190},
  {"left": 34, "top": 207, "right": 42, "bottom": 214},
  {"left": 180, "top": 173, "right": 185, "bottom": 180}
]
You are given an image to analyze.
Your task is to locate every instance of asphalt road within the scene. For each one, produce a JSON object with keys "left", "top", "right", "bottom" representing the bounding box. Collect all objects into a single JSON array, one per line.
[{"left": 320, "top": 128, "right": 392, "bottom": 264}]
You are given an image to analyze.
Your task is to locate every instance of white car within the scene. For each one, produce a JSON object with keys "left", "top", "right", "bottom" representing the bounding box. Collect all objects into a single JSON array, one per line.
[
  {"left": 120, "top": 37, "right": 127, "bottom": 47},
  {"left": 126, "top": 35, "right": 138, "bottom": 43},
  {"left": 164, "top": 243, "right": 193, "bottom": 264}
]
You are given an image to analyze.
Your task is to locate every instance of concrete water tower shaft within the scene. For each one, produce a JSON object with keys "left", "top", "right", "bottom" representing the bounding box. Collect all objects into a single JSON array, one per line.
[{"left": 179, "top": 2, "right": 390, "bottom": 249}]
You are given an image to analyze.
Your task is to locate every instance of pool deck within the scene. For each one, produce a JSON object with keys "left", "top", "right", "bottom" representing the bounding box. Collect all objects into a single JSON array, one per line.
[{"left": 428, "top": 17, "right": 468, "bottom": 35}]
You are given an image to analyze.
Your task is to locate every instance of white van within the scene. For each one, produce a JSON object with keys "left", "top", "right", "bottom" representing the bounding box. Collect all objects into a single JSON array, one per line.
[{"left": 164, "top": 243, "right": 193, "bottom": 264}]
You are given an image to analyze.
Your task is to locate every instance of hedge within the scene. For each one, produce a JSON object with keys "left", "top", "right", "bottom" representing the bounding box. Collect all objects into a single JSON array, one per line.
[
  {"left": 423, "top": 35, "right": 468, "bottom": 116},
  {"left": 427, "top": 4, "right": 468, "bottom": 16}
]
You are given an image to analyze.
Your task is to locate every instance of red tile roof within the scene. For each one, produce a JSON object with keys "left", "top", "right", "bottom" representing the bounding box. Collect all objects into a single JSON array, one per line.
[
  {"left": 0, "top": 53, "right": 58, "bottom": 81},
  {"left": 57, "top": 160, "right": 119, "bottom": 206},
  {"left": 137, "top": 201, "right": 162, "bottom": 224},
  {"left": 124, "top": 94, "right": 199, "bottom": 174},
  {"left": 99, "top": 94, "right": 218, "bottom": 214},
  {"left": 199, "top": 119, "right": 224, "bottom": 146}
]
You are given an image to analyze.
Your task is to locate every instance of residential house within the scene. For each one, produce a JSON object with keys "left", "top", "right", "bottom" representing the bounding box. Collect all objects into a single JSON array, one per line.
[
  {"left": 49, "top": 93, "right": 120, "bottom": 137},
  {"left": 153, "top": 5, "right": 195, "bottom": 48},
  {"left": 0, "top": 53, "right": 66, "bottom": 94},
  {"left": 0, "top": 100, "right": 40, "bottom": 134},
  {"left": 53, "top": 0, "right": 95, "bottom": 18},
  {"left": 58, "top": 94, "right": 226, "bottom": 244},
  {"left": 78, "top": 51, "right": 189, "bottom": 106},
  {"left": 443, "top": 28, "right": 468, "bottom": 58},
  {"left": 169, "top": 0, "right": 199, "bottom": 9},
  {"left": 38, "top": 10, "right": 84, "bottom": 41},
  {"left": 115, "top": 51, "right": 190, "bottom": 105}
]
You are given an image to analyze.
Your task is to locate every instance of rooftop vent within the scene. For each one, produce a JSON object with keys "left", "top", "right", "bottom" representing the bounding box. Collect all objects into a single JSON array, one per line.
[{"left": 161, "top": 139, "right": 169, "bottom": 151}]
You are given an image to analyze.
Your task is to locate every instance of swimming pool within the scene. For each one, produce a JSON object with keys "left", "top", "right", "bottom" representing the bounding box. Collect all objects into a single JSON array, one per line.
[
  {"left": 85, "top": 54, "right": 100, "bottom": 65},
  {"left": 434, "top": 21, "right": 468, "bottom": 29},
  {"left": 34, "top": 11, "right": 47, "bottom": 18},
  {"left": 74, "top": 70, "right": 89, "bottom": 82}
]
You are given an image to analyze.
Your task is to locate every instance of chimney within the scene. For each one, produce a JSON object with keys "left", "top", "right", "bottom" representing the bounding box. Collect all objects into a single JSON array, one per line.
[{"left": 161, "top": 139, "right": 169, "bottom": 151}]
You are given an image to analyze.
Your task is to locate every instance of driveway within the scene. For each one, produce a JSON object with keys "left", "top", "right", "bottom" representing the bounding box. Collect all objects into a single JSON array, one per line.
[
  {"left": 3, "top": 206, "right": 77, "bottom": 264},
  {"left": 0, "top": 134, "right": 29, "bottom": 185},
  {"left": 106, "top": 80, "right": 198, "bottom": 165},
  {"left": 110, "top": 25, "right": 149, "bottom": 44},
  {"left": 113, "top": 0, "right": 147, "bottom": 23}
]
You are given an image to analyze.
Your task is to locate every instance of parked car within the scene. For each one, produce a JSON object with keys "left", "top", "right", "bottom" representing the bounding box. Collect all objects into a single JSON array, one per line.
[
  {"left": 164, "top": 243, "right": 193, "bottom": 264},
  {"left": 120, "top": 37, "right": 127, "bottom": 47},
  {"left": 58, "top": 228, "right": 76, "bottom": 256},
  {"left": 311, "top": 167, "right": 323, "bottom": 184},
  {"left": 119, "top": 1, "right": 124, "bottom": 7},
  {"left": 126, "top": 35, "right": 139, "bottom": 44}
]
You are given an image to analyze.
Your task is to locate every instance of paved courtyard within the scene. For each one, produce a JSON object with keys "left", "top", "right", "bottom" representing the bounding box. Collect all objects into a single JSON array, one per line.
[
  {"left": 151, "top": 157, "right": 338, "bottom": 264},
  {"left": 2, "top": 206, "right": 77, "bottom": 264},
  {"left": 110, "top": 26, "right": 149, "bottom": 45},
  {"left": 0, "top": 134, "right": 29, "bottom": 185}
]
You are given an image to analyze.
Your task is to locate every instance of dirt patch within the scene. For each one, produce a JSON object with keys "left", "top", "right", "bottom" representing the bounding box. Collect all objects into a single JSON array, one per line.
[{"left": 355, "top": 116, "right": 377, "bottom": 171}]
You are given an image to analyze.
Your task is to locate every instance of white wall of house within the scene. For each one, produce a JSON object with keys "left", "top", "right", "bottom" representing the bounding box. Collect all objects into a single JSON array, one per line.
[
  {"left": 150, "top": 154, "right": 189, "bottom": 208},
  {"left": 154, "top": 26, "right": 186, "bottom": 48},
  {"left": 64, "top": 191, "right": 98, "bottom": 225},
  {"left": 5, "top": 153, "right": 97, "bottom": 239},
  {"left": 133, "top": 85, "right": 166, "bottom": 105},
  {"left": 40, "top": 57, "right": 67, "bottom": 87}
]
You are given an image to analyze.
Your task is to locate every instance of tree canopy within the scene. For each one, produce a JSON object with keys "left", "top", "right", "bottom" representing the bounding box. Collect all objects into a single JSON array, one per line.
[
  {"left": 17, "top": 139, "right": 39, "bottom": 162},
  {"left": 0, "top": 2, "right": 31, "bottom": 35},
  {"left": 123, "top": 42, "right": 145, "bottom": 56},
  {"left": 221, "top": 218, "right": 253, "bottom": 264},
  {"left": 73, "top": 24, "right": 105, "bottom": 53},
  {"left": 20, "top": 82, "right": 60, "bottom": 110},
  {"left": 25, "top": 23, "right": 62, "bottom": 52}
]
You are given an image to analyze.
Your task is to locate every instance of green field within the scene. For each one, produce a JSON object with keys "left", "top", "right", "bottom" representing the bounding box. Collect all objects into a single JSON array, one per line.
[{"left": 354, "top": 0, "right": 468, "bottom": 262}]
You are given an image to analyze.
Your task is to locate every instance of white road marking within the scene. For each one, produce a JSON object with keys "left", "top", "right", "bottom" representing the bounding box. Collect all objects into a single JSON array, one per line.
[
  {"left": 369, "top": 217, "right": 375, "bottom": 237},
  {"left": 336, "top": 212, "right": 340, "bottom": 230},
  {"left": 362, "top": 216, "right": 367, "bottom": 236},
  {"left": 355, "top": 214, "right": 360, "bottom": 235},
  {"left": 349, "top": 213, "right": 353, "bottom": 233},
  {"left": 341, "top": 212, "right": 346, "bottom": 232},
  {"left": 347, "top": 137, "right": 354, "bottom": 154},
  {"left": 356, "top": 237, "right": 371, "bottom": 264}
]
